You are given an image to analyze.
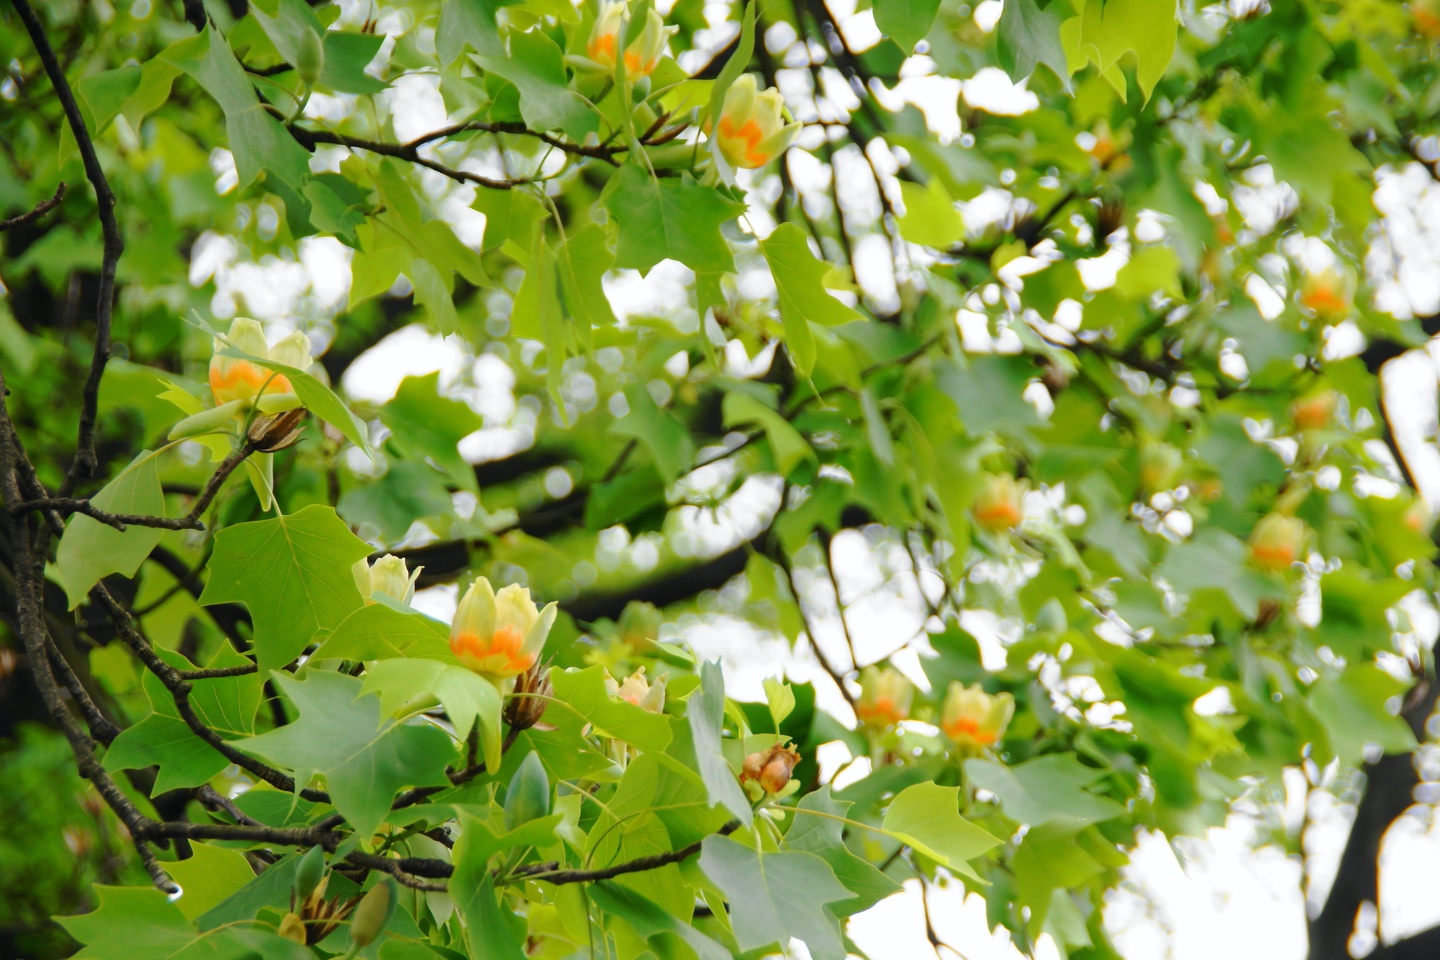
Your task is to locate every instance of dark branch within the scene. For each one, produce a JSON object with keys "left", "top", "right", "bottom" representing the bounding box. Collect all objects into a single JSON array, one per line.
[{"left": 0, "top": 181, "right": 65, "bottom": 231}]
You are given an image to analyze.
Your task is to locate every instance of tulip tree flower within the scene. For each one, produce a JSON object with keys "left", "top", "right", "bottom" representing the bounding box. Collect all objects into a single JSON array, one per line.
[
  {"left": 450, "top": 577, "right": 558, "bottom": 683},
  {"left": 606, "top": 667, "right": 667, "bottom": 712},
  {"left": 210, "top": 317, "right": 311, "bottom": 411},
  {"left": 587, "top": 1, "right": 676, "bottom": 78},
  {"left": 940, "top": 682, "right": 1014, "bottom": 752},
  {"left": 711, "top": 75, "right": 801, "bottom": 169},
  {"left": 1248, "top": 513, "right": 1306, "bottom": 573},
  {"left": 854, "top": 665, "right": 913, "bottom": 729},
  {"left": 352, "top": 554, "right": 422, "bottom": 606},
  {"left": 973, "top": 473, "right": 1026, "bottom": 532},
  {"left": 1298, "top": 266, "right": 1353, "bottom": 319}
]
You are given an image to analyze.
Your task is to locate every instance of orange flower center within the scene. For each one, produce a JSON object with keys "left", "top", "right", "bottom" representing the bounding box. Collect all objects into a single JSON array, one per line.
[
  {"left": 975, "top": 500, "right": 1022, "bottom": 531},
  {"left": 718, "top": 115, "right": 771, "bottom": 167},
  {"left": 1251, "top": 543, "right": 1295, "bottom": 571},
  {"left": 211, "top": 360, "right": 292, "bottom": 404},
  {"left": 943, "top": 716, "right": 997, "bottom": 744},
  {"left": 856, "top": 696, "right": 903, "bottom": 726},
  {"left": 1301, "top": 284, "right": 1347, "bottom": 316},
  {"left": 451, "top": 623, "right": 534, "bottom": 677},
  {"left": 589, "top": 32, "right": 617, "bottom": 64}
]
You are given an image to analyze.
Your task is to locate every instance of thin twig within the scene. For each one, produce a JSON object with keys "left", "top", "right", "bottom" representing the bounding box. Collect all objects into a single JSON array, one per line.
[{"left": 0, "top": 181, "right": 65, "bottom": 231}]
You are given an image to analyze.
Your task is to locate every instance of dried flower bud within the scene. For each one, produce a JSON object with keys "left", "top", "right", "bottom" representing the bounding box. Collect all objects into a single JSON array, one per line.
[
  {"left": 740, "top": 743, "right": 801, "bottom": 796},
  {"left": 247, "top": 407, "right": 306, "bottom": 452},
  {"left": 504, "top": 660, "right": 553, "bottom": 733}
]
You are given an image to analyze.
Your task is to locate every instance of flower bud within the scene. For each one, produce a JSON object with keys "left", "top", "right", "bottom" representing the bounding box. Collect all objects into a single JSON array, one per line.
[
  {"left": 352, "top": 554, "right": 421, "bottom": 606},
  {"left": 450, "top": 578, "right": 558, "bottom": 682},
  {"left": 1138, "top": 443, "right": 1184, "bottom": 493},
  {"left": 1405, "top": 499, "right": 1434, "bottom": 536},
  {"left": 278, "top": 912, "right": 307, "bottom": 945},
  {"left": 247, "top": 407, "right": 306, "bottom": 452},
  {"left": 1298, "top": 267, "right": 1353, "bottom": 320},
  {"left": 973, "top": 473, "right": 1025, "bottom": 532},
  {"left": 504, "top": 750, "right": 551, "bottom": 831},
  {"left": 295, "top": 29, "right": 325, "bottom": 86},
  {"left": 587, "top": 2, "right": 676, "bottom": 78},
  {"left": 1291, "top": 389, "right": 1338, "bottom": 432},
  {"left": 348, "top": 878, "right": 396, "bottom": 949},
  {"left": 1248, "top": 513, "right": 1306, "bottom": 573},
  {"left": 711, "top": 74, "right": 801, "bottom": 169},
  {"left": 940, "top": 682, "right": 1013, "bottom": 752},
  {"left": 854, "top": 665, "right": 913, "bottom": 729},
  {"left": 505, "top": 660, "right": 553, "bottom": 733},
  {"left": 740, "top": 743, "right": 801, "bottom": 797},
  {"left": 293, "top": 846, "right": 326, "bottom": 905}
]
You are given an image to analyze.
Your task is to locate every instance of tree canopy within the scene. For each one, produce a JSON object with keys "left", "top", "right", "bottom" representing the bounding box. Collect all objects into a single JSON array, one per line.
[{"left": 2, "top": 0, "right": 1440, "bottom": 958}]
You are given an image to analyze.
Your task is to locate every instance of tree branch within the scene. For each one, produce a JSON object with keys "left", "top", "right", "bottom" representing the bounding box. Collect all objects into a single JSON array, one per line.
[
  {"left": 0, "top": 181, "right": 65, "bottom": 231},
  {"left": 11, "top": 0, "right": 124, "bottom": 486}
]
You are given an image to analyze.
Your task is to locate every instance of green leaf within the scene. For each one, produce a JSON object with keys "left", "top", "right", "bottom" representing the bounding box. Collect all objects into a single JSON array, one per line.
[
  {"left": 786, "top": 788, "right": 903, "bottom": 916},
  {"left": 760, "top": 224, "right": 864, "bottom": 376},
  {"left": 556, "top": 222, "right": 617, "bottom": 329},
  {"left": 309, "top": 600, "right": 457, "bottom": 663},
  {"left": 1308, "top": 665, "right": 1416, "bottom": 766},
  {"left": 160, "top": 28, "right": 312, "bottom": 212},
  {"left": 338, "top": 460, "right": 455, "bottom": 542},
  {"left": 437, "top": 0, "right": 514, "bottom": 64},
  {"left": 104, "top": 714, "right": 228, "bottom": 793},
  {"left": 380, "top": 372, "right": 483, "bottom": 492},
  {"left": 362, "top": 658, "right": 503, "bottom": 770},
  {"left": 59, "top": 65, "right": 142, "bottom": 165},
  {"left": 249, "top": 0, "right": 325, "bottom": 79},
  {"left": 609, "top": 383, "right": 694, "bottom": 483},
  {"left": 55, "top": 449, "right": 166, "bottom": 609},
  {"left": 998, "top": 0, "right": 1072, "bottom": 88},
  {"left": 590, "top": 882, "right": 731, "bottom": 960},
  {"left": 57, "top": 885, "right": 312, "bottom": 960},
  {"left": 198, "top": 504, "right": 373, "bottom": 672},
  {"left": 320, "top": 32, "right": 387, "bottom": 94},
  {"left": 477, "top": 30, "right": 599, "bottom": 140},
  {"left": 243, "top": 358, "right": 373, "bottom": 456},
  {"left": 601, "top": 165, "right": 744, "bottom": 276},
  {"left": 1114, "top": 245, "right": 1182, "bottom": 300},
  {"left": 882, "top": 782, "right": 1002, "bottom": 878},
  {"left": 687, "top": 661, "right": 752, "bottom": 825},
  {"left": 1077, "top": 0, "right": 1178, "bottom": 102},
  {"left": 451, "top": 827, "right": 527, "bottom": 960},
  {"left": 897, "top": 179, "right": 964, "bottom": 249},
  {"left": 698, "top": 836, "right": 851, "bottom": 960},
  {"left": 551, "top": 665, "right": 673, "bottom": 752},
  {"left": 874, "top": 0, "right": 943, "bottom": 51},
  {"left": 238, "top": 671, "right": 454, "bottom": 838},
  {"left": 963, "top": 754, "right": 1126, "bottom": 828},
  {"left": 163, "top": 842, "right": 258, "bottom": 921},
  {"left": 722, "top": 392, "right": 812, "bottom": 477}
]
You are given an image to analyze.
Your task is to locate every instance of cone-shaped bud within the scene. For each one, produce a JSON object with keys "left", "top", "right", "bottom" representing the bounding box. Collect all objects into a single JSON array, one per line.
[
  {"left": 293, "top": 846, "right": 326, "bottom": 905},
  {"left": 740, "top": 743, "right": 802, "bottom": 797},
  {"left": 504, "top": 661, "right": 553, "bottom": 733},
  {"left": 503, "top": 750, "right": 551, "bottom": 831},
  {"left": 348, "top": 878, "right": 395, "bottom": 949},
  {"left": 940, "top": 682, "right": 1014, "bottom": 751},
  {"left": 247, "top": 407, "right": 307, "bottom": 452}
]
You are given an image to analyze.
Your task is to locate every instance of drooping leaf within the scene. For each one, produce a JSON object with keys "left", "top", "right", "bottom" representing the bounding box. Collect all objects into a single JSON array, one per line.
[
  {"left": 698, "top": 836, "right": 851, "bottom": 960},
  {"left": 873, "top": 0, "right": 943, "bottom": 52},
  {"left": 55, "top": 449, "right": 166, "bottom": 609},
  {"left": 380, "top": 372, "right": 483, "bottom": 492},
  {"left": 602, "top": 165, "right": 744, "bottom": 276},
  {"left": 882, "top": 782, "right": 1002, "bottom": 879},
  {"left": 998, "top": 0, "right": 1073, "bottom": 88},
  {"left": 687, "top": 661, "right": 752, "bottom": 824},
  {"left": 760, "top": 224, "right": 864, "bottom": 376}
]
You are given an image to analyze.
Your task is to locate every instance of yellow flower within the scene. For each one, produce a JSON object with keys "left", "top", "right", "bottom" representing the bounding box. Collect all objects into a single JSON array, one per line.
[
  {"left": 712, "top": 75, "right": 801, "bottom": 169},
  {"left": 1248, "top": 513, "right": 1306, "bottom": 573},
  {"left": 854, "top": 665, "right": 913, "bottom": 728},
  {"left": 940, "top": 682, "right": 1013, "bottom": 751},
  {"left": 209, "top": 317, "right": 311, "bottom": 411},
  {"left": 587, "top": 1, "right": 676, "bottom": 78},
  {"left": 352, "top": 554, "right": 421, "bottom": 606},
  {"left": 450, "top": 578, "right": 557, "bottom": 681},
  {"left": 606, "top": 666, "right": 667, "bottom": 712},
  {"left": 1298, "top": 267, "right": 1353, "bottom": 320},
  {"left": 973, "top": 473, "right": 1026, "bottom": 533}
]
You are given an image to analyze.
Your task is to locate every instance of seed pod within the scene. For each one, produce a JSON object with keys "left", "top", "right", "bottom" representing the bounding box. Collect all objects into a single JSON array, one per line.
[
  {"left": 348, "top": 878, "right": 396, "bottom": 949},
  {"left": 503, "top": 750, "right": 550, "bottom": 831},
  {"left": 248, "top": 407, "right": 306, "bottom": 452},
  {"left": 739, "top": 744, "right": 801, "bottom": 796},
  {"left": 293, "top": 846, "right": 326, "bottom": 905},
  {"left": 504, "top": 661, "right": 553, "bottom": 733}
]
